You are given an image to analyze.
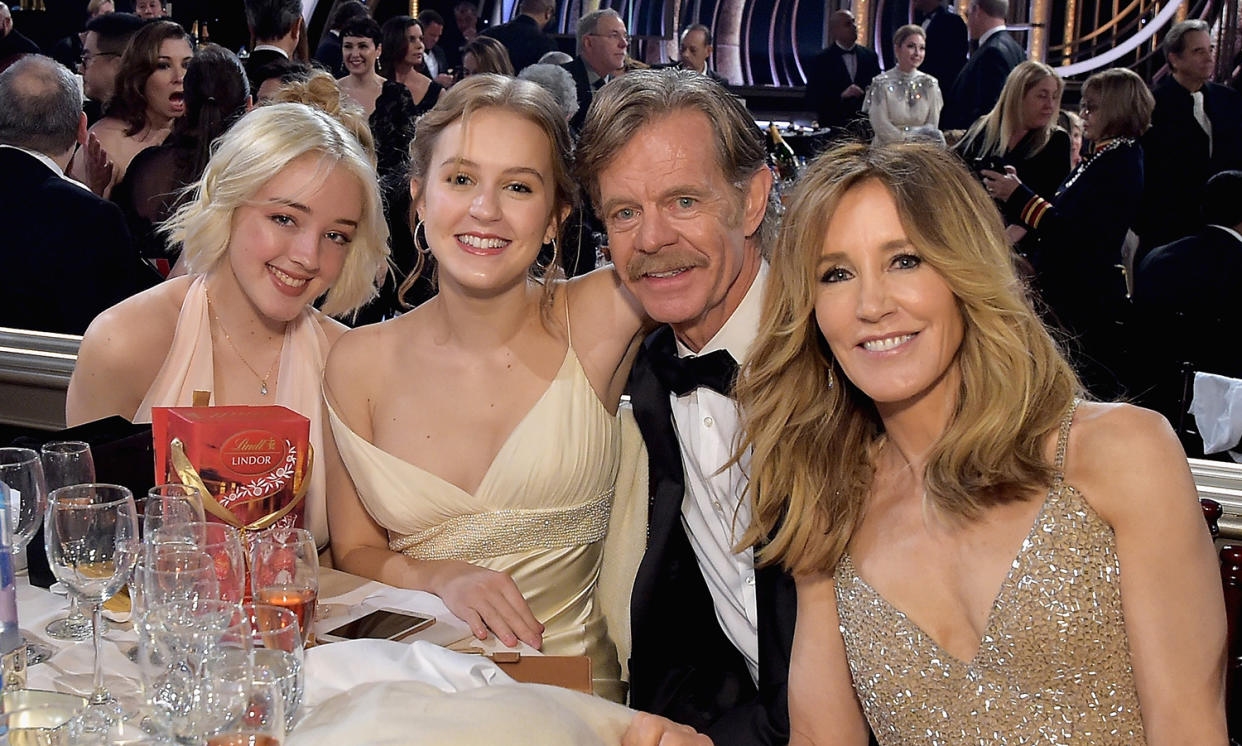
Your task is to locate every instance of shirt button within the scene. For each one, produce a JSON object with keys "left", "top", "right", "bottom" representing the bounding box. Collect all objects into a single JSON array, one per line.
[
  {"left": 712, "top": 500, "right": 723, "bottom": 513},
  {"left": 745, "top": 574, "right": 756, "bottom": 586},
  {"left": 703, "top": 416, "right": 714, "bottom": 428}
]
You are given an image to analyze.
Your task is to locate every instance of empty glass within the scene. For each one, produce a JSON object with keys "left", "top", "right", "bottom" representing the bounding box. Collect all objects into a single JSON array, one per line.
[
  {"left": 132, "top": 545, "right": 220, "bottom": 622},
  {"left": 148, "top": 522, "right": 246, "bottom": 603},
  {"left": 136, "top": 600, "right": 251, "bottom": 744},
  {"left": 0, "top": 448, "right": 52, "bottom": 665},
  {"left": 40, "top": 441, "right": 99, "bottom": 642},
  {"left": 248, "top": 528, "right": 318, "bottom": 647},
  {"left": 44, "top": 484, "right": 139, "bottom": 733},
  {"left": 139, "top": 485, "right": 206, "bottom": 539},
  {"left": 242, "top": 603, "right": 304, "bottom": 730},
  {"left": 202, "top": 655, "right": 287, "bottom": 745}
]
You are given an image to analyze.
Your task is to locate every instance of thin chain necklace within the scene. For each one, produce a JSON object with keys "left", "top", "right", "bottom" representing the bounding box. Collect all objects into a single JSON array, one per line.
[{"left": 204, "top": 287, "right": 281, "bottom": 396}]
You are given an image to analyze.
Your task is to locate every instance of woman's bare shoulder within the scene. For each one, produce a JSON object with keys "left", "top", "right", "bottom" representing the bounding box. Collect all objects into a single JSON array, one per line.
[
  {"left": 78, "top": 276, "right": 192, "bottom": 375},
  {"left": 325, "top": 312, "right": 423, "bottom": 398}
]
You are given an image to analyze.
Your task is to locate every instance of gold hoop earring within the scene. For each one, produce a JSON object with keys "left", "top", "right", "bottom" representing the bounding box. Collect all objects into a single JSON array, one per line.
[{"left": 413, "top": 218, "right": 431, "bottom": 256}]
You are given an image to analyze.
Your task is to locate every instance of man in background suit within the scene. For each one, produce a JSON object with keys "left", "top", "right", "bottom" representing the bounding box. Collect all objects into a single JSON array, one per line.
[
  {"left": 418, "top": 10, "right": 451, "bottom": 84},
  {"left": 577, "top": 68, "right": 795, "bottom": 745},
  {"left": 561, "top": 8, "right": 627, "bottom": 133},
  {"left": 1138, "top": 20, "right": 1242, "bottom": 254},
  {"left": 675, "top": 24, "right": 728, "bottom": 85},
  {"left": 242, "top": 0, "right": 304, "bottom": 85},
  {"left": 0, "top": 56, "right": 154, "bottom": 335},
  {"left": 79, "top": 12, "right": 142, "bottom": 124},
  {"left": 939, "top": 0, "right": 1024, "bottom": 130},
  {"left": 913, "top": 0, "right": 968, "bottom": 93},
  {"left": 804, "top": 10, "right": 880, "bottom": 130},
  {"left": 0, "top": 2, "right": 39, "bottom": 73},
  {"left": 482, "top": 0, "right": 556, "bottom": 74},
  {"left": 1132, "top": 170, "right": 1242, "bottom": 436}
]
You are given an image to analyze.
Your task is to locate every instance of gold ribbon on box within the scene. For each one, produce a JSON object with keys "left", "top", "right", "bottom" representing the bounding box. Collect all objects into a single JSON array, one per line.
[{"left": 169, "top": 437, "right": 312, "bottom": 533}]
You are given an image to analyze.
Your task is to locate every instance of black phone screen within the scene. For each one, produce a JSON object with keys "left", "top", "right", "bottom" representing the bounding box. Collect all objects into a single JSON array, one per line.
[{"left": 326, "top": 609, "right": 435, "bottom": 640}]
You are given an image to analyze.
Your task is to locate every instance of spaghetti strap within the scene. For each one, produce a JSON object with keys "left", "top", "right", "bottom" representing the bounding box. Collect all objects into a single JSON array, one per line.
[
  {"left": 1051, "top": 398, "right": 1081, "bottom": 489},
  {"left": 562, "top": 284, "right": 572, "bottom": 349}
]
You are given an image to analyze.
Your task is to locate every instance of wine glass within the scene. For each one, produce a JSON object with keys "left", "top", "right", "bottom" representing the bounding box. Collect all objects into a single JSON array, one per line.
[
  {"left": 248, "top": 528, "right": 318, "bottom": 647},
  {"left": 149, "top": 522, "right": 246, "bottom": 604},
  {"left": 0, "top": 447, "right": 51, "bottom": 664},
  {"left": 44, "top": 484, "right": 139, "bottom": 733},
  {"left": 242, "top": 603, "right": 304, "bottom": 730},
  {"left": 40, "top": 441, "right": 100, "bottom": 642},
  {"left": 133, "top": 545, "right": 220, "bottom": 622},
  {"left": 139, "top": 485, "right": 206, "bottom": 539}
]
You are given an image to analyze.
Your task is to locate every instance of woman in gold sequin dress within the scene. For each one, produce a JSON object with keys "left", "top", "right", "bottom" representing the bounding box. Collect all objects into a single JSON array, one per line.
[
  {"left": 324, "top": 75, "right": 647, "bottom": 701},
  {"left": 733, "top": 143, "right": 1228, "bottom": 743}
]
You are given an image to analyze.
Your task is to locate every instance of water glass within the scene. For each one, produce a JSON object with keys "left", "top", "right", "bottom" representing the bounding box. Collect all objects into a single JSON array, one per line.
[
  {"left": 248, "top": 528, "right": 318, "bottom": 646},
  {"left": 0, "top": 448, "right": 48, "bottom": 553},
  {"left": 242, "top": 603, "right": 303, "bottom": 730},
  {"left": 136, "top": 600, "right": 251, "bottom": 743},
  {"left": 40, "top": 441, "right": 99, "bottom": 642},
  {"left": 202, "top": 658, "right": 286, "bottom": 746},
  {"left": 44, "top": 484, "right": 139, "bottom": 733},
  {"left": 149, "top": 522, "right": 246, "bottom": 603},
  {"left": 132, "top": 544, "right": 220, "bottom": 623}
]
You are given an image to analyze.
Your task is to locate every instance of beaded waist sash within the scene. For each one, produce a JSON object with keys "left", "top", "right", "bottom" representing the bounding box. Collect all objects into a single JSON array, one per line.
[{"left": 388, "top": 490, "right": 614, "bottom": 561}]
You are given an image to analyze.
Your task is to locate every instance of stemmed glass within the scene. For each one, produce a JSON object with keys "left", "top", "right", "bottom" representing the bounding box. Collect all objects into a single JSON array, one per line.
[
  {"left": 150, "top": 522, "right": 246, "bottom": 603},
  {"left": 249, "top": 528, "right": 319, "bottom": 647},
  {"left": 0, "top": 447, "right": 51, "bottom": 664},
  {"left": 40, "top": 441, "right": 101, "bottom": 642},
  {"left": 44, "top": 484, "right": 139, "bottom": 733},
  {"left": 139, "top": 485, "right": 206, "bottom": 539}
]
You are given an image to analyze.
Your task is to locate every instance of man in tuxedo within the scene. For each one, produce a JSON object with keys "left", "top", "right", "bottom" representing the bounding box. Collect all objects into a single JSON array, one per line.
[
  {"left": 913, "top": 0, "right": 967, "bottom": 93},
  {"left": 242, "top": 0, "right": 305, "bottom": 86},
  {"left": 0, "top": 56, "right": 154, "bottom": 335},
  {"left": 562, "top": 9, "right": 627, "bottom": 133},
  {"left": 1132, "top": 170, "right": 1242, "bottom": 432},
  {"left": 576, "top": 68, "right": 794, "bottom": 745},
  {"left": 418, "top": 10, "right": 451, "bottom": 84},
  {"left": 939, "top": 0, "right": 1024, "bottom": 130},
  {"left": 804, "top": 10, "right": 880, "bottom": 130},
  {"left": 1138, "top": 20, "right": 1242, "bottom": 254},
  {"left": 675, "top": 24, "right": 728, "bottom": 85},
  {"left": 482, "top": 0, "right": 556, "bottom": 74}
]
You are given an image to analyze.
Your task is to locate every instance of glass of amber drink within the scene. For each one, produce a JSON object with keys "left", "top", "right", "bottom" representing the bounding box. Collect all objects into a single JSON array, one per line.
[{"left": 248, "top": 528, "right": 318, "bottom": 647}]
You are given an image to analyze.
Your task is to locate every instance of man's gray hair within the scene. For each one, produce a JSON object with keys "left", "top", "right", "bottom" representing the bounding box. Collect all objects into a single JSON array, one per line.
[
  {"left": 575, "top": 68, "right": 777, "bottom": 252},
  {"left": 518, "top": 63, "right": 579, "bottom": 121},
  {"left": 1164, "top": 19, "right": 1209, "bottom": 58},
  {"left": 576, "top": 8, "right": 621, "bottom": 55},
  {"left": 0, "top": 55, "right": 83, "bottom": 155}
]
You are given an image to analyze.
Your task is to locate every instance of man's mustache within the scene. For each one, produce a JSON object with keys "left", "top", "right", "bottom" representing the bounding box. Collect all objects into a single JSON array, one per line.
[{"left": 625, "top": 251, "right": 708, "bottom": 281}]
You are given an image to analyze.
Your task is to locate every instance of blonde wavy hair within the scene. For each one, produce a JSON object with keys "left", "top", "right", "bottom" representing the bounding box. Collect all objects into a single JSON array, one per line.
[
  {"left": 165, "top": 102, "right": 389, "bottom": 317},
  {"left": 957, "top": 60, "right": 1064, "bottom": 159},
  {"left": 735, "top": 143, "right": 1080, "bottom": 577}
]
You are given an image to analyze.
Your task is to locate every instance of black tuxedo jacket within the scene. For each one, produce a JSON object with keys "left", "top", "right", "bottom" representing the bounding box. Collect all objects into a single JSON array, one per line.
[
  {"left": 482, "top": 14, "right": 556, "bottom": 73},
  {"left": 1138, "top": 78, "right": 1242, "bottom": 251},
  {"left": 561, "top": 56, "right": 596, "bottom": 134},
  {"left": 940, "top": 29, "right": 1025, "bottom": 130},
  {"left": 920, "top": 6, "right": 968, "bottom": 94},
  {"left": 0, "top": 148, "right": 157, "bottom": 334},
  {"left": 804, "top": 43, "right": 880, "bottom": 129},
  {"left": 626, "top": 326, "right": 796, "bottom": 745}
]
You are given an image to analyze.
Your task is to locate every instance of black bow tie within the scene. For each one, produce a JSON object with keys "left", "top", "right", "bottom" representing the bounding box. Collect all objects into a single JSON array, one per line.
[{"left": 651, "top": 347, "right": 739, "bottom": 397}]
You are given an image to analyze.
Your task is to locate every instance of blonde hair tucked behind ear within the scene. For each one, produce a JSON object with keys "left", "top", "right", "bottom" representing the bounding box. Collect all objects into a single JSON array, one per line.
[
  {"left": 735, "top": 142, "right": 1080, "bottom": 577},
  {"left": 164, "top": 102, "right": 389, "bottom": 317}
]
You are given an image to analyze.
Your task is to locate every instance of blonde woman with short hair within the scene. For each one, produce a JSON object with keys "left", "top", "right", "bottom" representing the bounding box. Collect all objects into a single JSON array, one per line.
[
  {"left": 68, "top": 102, "right": 390, "bottom": 549},
  {"left": 862, "top": 25, "right": 943, "bottom": 146},
  {"left": 735, "top": 142, "right": 1226, "bottom": 743}
]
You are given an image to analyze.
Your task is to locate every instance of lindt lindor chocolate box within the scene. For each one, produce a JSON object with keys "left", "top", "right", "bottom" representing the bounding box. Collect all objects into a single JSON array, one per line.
[{"left": 152, "top": 405, "right": 311, "bottom": 536}]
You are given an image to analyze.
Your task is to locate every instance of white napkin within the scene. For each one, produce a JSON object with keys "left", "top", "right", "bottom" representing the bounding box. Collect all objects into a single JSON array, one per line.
[
  {"left": 1190, "top": 372, "right": 1242, "bottom": 459},
  {"left": 288, "top": 679, "right": 634, "bottom": 746},
  {"left": 301, "top": 639, "right": 516, "bottom": 709}
]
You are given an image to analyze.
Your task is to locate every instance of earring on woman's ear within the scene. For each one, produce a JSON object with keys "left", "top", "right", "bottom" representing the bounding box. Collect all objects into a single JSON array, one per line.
[{"left": 413, "top": 218, "right": 431, "bottom": 256}]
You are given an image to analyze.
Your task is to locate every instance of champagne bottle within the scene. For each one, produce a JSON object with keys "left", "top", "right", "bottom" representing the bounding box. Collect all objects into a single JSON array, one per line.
[{"left": 767, "top": 124, "right": 799, "bottom": 183}]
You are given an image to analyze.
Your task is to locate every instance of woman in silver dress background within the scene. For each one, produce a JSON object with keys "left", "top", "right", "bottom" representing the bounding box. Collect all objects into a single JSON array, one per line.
[{"left": 863, "top": 25, "right": 944, "bottom": 146}]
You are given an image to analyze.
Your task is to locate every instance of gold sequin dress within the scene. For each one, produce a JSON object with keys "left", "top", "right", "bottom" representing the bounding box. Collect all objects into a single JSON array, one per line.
[
  {"left": 327, "top": 345, "right": 623, "bottom": 701},
  {"left": 833, "top": 401, "right": 1146, "bottom": 744}
]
